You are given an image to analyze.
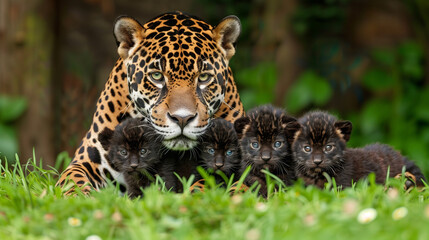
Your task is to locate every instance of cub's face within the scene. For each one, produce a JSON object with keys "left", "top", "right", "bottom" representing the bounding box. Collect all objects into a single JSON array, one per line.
[
  {"left": 199, "top": 119, "right": 241, "bottom": 176},
  {"left": 292, "top": 111, "right": 352, "bottom": 177},
  {"left": 106, "top": 118, "right": 161, "bottom": 173},
  {"left": 114, "top": 13, "right": 241, "bottom": 150},
  {"left": 234, "top": 105, "right": 300, "bottom": 174}
]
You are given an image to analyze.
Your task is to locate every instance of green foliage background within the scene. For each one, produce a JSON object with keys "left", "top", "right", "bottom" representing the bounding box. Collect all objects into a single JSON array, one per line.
[
  {"left": 1, "top": 1, "right": 429, "bottom": 238},
  {"left": 0, "top": 96, "right": 27, "bottom": 164},
  {"left": 201, "top": 0, "right": 429, "bottom": 179},
  {"left": 0, "top": 0, "right": 428, "bottom": 180}
]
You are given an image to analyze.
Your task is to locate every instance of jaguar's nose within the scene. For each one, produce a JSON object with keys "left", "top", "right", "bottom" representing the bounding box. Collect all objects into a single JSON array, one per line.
[{"left": 167, "top": 112, "right": 197, "bottom": 130}]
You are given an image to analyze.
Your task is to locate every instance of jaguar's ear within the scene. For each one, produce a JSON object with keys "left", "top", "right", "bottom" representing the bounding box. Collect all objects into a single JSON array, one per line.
[
  {"left": 213, "top": 16, "right": 241, "bottom": 60},
  {"left": 234, "top": 116, "right": 250, "bottom": 139},
  {"left": 114, "top": 16, "right": 144, "bottom": 59},
  {"left": 334, "top": 120, "right": 353, "bottom": 142},
  {"left": 285, "top": 121, "right": 301, "bottom": 144}
]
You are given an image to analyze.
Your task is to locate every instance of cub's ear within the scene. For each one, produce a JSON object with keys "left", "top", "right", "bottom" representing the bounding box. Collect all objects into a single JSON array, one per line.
[
  {"left": 98, "top": 128, "right": 114, "bottom": 151},
  {"left": 334, "top": 120, "right": 353, "bottom": 142},
  {"left": 114, "top": 16, "right": 144, "bottom": 59},
  {"left": 213, "top": 16, "right": 241, "bottom": 60},
  {"left": 285, "top": 121, "right": 301, "bottom": 144},
  {"left": 234, "top": 117, "right": 250, "bottom": 139}
]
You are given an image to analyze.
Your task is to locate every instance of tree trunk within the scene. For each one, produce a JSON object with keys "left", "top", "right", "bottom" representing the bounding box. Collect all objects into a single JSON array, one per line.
[
  {"left": 250, "top": 0, "right": 302, "bottom": 107},
  {"left": 0, "top": 0, "right": 55, "bottom": 168}
]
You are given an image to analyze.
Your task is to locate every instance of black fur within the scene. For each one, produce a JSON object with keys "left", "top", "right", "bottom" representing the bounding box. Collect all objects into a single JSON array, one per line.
[
  {"left": 198, "top": 118, "right": 241, "bottom": 184},
  {"left": 292, "top": 111, "right": 426, "bottom": 188},
  {"left": 106, "top": 118, "right": 162, "bottom": 198},
  {"left": 157, "top": 150, "right": 200, "bottom": 192},
  {"left": 234, "top": 105, "right": 299, "bottom": 196}
]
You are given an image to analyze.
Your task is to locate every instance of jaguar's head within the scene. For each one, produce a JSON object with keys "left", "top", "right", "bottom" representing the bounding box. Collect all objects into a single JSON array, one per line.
[{"left": 114, "top": 12, "right": 240, "bottom": 150}]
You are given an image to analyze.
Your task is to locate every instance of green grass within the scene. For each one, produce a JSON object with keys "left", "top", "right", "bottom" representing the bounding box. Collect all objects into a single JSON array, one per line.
[{"left": 1, "top": 154, "right": 429, "bottom": 240}]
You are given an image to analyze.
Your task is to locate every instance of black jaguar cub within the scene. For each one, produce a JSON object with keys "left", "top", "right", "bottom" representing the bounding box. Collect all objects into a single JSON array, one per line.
[
  {"left": 102, "top": 118, "right": 162, "bottom": 198},
  {"left": 156, "top": 150, "right": 200, "bottom": 193},
  {"left": 292, "top": 111, "right": 426, "bottom": 189},
  {"left": 234, "top": 105, "right": 300, "bottom": 196},
  {"left": 198, "top": 118, "right": 241, "bottom": 183}
]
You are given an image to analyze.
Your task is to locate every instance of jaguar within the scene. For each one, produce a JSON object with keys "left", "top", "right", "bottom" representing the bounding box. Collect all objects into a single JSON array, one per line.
[{"left": 57, "top": 12, "right": 245, "bottom": 193}]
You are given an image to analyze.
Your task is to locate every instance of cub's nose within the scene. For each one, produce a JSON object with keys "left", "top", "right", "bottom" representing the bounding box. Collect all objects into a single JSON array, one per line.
[
  {"left": 261, "top": 151, "right": 271, "bottom": 162},
  {"left": 313, "top": 157, "right": 322, "bottom": 165},
  {"left": 215, "top": 162, "right": 224, "bottom": 169},
  {"left": 167, "top": 112, "right": 197, "bottom": 130},
  {"left": 130, "top": 163, "right": 138, "bottom": 169}
]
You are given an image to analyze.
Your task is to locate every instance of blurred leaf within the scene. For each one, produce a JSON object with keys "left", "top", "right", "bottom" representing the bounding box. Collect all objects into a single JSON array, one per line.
[
  {"left": 0, "top": 124, "right": 18, "bottom": 164},
  {"left": 235, "top": 62, "right": 277, "bottom": 109},
  {"left": 236, "top": 62, "right": 277, "bottom": 89},
  {"left": 420, "top": 128, "right": 429, "bottom": 143},
  {"left": 402, "top": 139, "right": 428, "bottom": 165},
  {"left": 285, "top": 71, "right": 332, "bottom": 113},
  {"left": 239, "top": 90, "right": 257, "bottom": 110},
  {"left": 285, "top": 83, "right": 312, "bottom": 113},
  {"left": 362, "top": 68, "right": 394, "bottom": 90},
  {"left": 398, "top": 42, "right": 424, "bottom": 79},
  {"left": 360, "top": 99, "right": 391, "bottom": 135},
  {"left": 415, "top": 88, "right": 429, "bottom": 121},
  {"left": 311, "top": 78, "right": 333, "bottom": 105},
  {"left": 0, "top": 96, "right": 27, "bottom": 123},
  {"left": 371, "top": 49, "right": 395, "bottom": 67}
]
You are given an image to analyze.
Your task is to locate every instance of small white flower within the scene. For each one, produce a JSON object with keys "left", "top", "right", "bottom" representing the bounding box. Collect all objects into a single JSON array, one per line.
[
  {"left": 303, "top": 214, "right": 316, "bottom": 226},
  {"left": 68, "top": 217, "right": 82, "bottom": 227},
  {"left": 93, "top": 210, "right": 104, "bottom": 220},
  {"left": 392, "top": 207, "right": 408, "bottom": 220},
  {"left": 245, "top": 228, "right": 261, "bottom": 240},
  {"left": 255, "top": 202, "right": 268, "bottom": 212},
  {"left": 357, "top": 208, "right": 377, "bottom": 224},
  {"left": 86, "top": 235, "right": 102, "bottom": 240},
  {"left": 387, "top": 188, "right": 399, "bottom": 200},
  {"left": 111, "top": 211, "right": 122, "bottom": 223},
  {"left": 231, "top": 195, "right": 243, "bottom": 205},
  {"left": 342, "top": 199, "right": 359, "bottom": 216},
  {"left": 44, "top": 213, "right": 55, "bottom": 222}
]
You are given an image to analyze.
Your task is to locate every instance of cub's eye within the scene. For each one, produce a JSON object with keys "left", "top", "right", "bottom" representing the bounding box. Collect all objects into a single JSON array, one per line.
[
  {"left": 251, "top": 142, "right": 260, "bottom": 149},
  {"left": 303, "top": 146, "right": 312, "bottom": 153},
  {"left": 150, "top": 72, "right": 163, "bottom": 82},
  {"left": 273, "top": 141, "right": 283, "bottom": 148},
  {"left": 207, "top": 148, "right": 215, "bottom": 155},
  {"left": 324, "top": 145, "right": 334, "bottom": 152},
  {"left": 139, "top": 148, "right": 147, "bottom": 157},
  {"left": 226, "top": 150, "right": 233, "bottom": 156},
  {"left": 119, "top": 149, "right": 128, "bottom": 157},
  {"left": 198, "top": 73, "right": 212, "bottom": 83}
]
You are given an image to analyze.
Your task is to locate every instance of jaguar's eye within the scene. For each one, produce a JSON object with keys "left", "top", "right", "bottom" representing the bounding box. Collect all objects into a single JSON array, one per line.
[
  {"left": 198, "top": 73, "right": 212, "bottom": 83},
  {"left": 208, "top": 148, "right": 215, "bottom": 155},
  {"left": 119, "top": 149, "right": 128, "bottom": 157},
  {"left": 274, "top": 141, "right": 283, "bottom": 148},
  {"left": 303, "top": 145, "right": 312, "bottom": 153},
  {"left": 150, "top": 72, "right": 163, "bottom": 82},
  {"left": 324, "top": 145, "right": 334, "bottom": 152},
  {"left": 139, "top": 148, "right": 147, "bottom": 157},
  {"left": 251, "top": 142, "right": 260, "bottom": 149},
  {"left": 226, "top": 150, "right": 233, "bottom": 156}
]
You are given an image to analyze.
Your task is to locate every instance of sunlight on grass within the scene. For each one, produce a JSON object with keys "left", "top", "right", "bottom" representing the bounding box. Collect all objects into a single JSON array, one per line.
[{"left": 0, "top": 155, "right": 428, "bottom": 239}]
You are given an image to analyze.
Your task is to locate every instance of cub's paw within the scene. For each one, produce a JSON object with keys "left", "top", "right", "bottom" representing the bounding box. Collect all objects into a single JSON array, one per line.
[{"left": 394, "top": 172, "right": 417, "bottom": 190}]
